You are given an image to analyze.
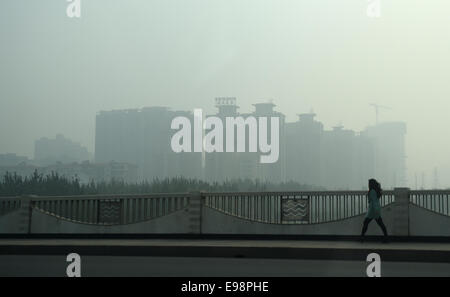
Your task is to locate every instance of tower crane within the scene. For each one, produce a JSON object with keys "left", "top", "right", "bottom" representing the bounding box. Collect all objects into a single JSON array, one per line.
[{"left": 370, "top": 103, "right": 392, "bottom": 125}]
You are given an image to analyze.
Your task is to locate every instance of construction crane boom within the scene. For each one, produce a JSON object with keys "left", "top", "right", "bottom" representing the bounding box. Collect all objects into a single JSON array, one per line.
[{"left": 370, "top": 103, "right": 392, "bottom": 125}]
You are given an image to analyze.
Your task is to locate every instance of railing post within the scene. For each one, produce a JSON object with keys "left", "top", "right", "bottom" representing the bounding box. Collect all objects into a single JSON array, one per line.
[
  {"left": 393, "top": 188, "right": 410, "bottom": 236},
  {"left": 188, "top": 191, "right": 202, "bottom": 234},
  {"left": 18, "top": 195, "right": 33, "bottom": 234}
]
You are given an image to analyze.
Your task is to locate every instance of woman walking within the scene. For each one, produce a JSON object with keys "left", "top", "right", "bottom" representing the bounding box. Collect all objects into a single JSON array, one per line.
[{"left": 361, "top": 178, "right": 388, "bottom": 243}]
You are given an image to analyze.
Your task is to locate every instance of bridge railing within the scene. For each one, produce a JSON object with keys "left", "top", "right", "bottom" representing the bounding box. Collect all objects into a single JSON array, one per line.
[
  {"left": 1, "top": 188, "right": 450, "bottom": 235},
  {"left": 410, "top": 190, "right": 450, "bottom": 216},
  {"left": 204, "top": 191, "right": 395, "bottom": 224},
  {"left": 5, "top": 193, "right": 191, "bottom": 225},
  {"left": 0, "top": 197, "right": 21, "bottom": 216}
]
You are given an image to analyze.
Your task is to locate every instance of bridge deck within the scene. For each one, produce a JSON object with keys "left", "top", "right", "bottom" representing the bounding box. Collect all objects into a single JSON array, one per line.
[{"left": 0, "top": 239, "right": 449, "bottom": 263}]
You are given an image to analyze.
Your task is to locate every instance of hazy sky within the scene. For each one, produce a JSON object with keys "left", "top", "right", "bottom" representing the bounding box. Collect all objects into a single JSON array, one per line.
[{"left": 1, "top": 0, "right": 450, "bottom": 188}]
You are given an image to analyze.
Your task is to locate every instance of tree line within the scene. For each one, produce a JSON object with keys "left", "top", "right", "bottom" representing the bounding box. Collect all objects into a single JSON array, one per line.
[{"left": 0, "top": 170, "right": 324, "bottom": 197}]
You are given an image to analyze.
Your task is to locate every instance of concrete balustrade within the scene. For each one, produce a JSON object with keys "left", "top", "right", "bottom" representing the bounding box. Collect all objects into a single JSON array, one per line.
[{"left": 0, "top": 188, "right": 449, "bottom": 236}]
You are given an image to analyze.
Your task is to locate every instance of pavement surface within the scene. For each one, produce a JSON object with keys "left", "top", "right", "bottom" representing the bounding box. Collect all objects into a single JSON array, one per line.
[
  {"left": 0, "top": 239, "right": 449, "bottom": 263},
  {"left": 1, "top": 255, "right": 450, "bottom": 277}
]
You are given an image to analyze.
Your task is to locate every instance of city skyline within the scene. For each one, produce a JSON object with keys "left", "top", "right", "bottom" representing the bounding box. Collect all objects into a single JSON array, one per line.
[
  {"left": 93, "top": 100, "right": 405, "bottom": 190},
  {"left": 1, "top": 1, "right": 450, "bottom": 188},
  {"left": 1, "top": 99, "right": 440, "bottom": 189}
]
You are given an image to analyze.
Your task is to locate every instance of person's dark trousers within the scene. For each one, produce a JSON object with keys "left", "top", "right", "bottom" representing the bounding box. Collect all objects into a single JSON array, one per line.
[{"left": 361, "top": 217, "right": 388, "bottom": 242}]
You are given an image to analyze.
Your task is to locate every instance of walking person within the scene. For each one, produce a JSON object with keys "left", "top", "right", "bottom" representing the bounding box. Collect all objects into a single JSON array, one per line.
[{"left": 360, "top": 178, "right": 389, "bottom": 243}]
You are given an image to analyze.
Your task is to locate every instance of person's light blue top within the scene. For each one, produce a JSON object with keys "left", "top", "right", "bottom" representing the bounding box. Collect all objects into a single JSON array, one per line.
[{"left": 366, "top": 189, "right": 381, "bottom": 219}]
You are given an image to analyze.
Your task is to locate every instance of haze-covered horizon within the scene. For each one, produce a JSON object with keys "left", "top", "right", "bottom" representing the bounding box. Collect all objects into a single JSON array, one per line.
[{"left": 1, "top": 1, "right": 450, "bottom": 188}]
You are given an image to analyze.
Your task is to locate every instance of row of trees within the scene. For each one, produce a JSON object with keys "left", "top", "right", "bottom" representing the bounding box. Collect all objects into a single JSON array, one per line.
[{"left": 0, "top": 170, "right": 324, "bottom": 197}]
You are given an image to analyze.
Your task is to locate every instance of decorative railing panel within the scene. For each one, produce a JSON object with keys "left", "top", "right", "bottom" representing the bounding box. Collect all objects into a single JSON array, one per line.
[
  {"left": 99, "top": 200, "right": 122, "bottom": 224},
  {"left": 31, "top": 194, "right": 190, "bottom": 225},
  {"left": 281, "top": 197, "right": 309, "bottom": 223}
]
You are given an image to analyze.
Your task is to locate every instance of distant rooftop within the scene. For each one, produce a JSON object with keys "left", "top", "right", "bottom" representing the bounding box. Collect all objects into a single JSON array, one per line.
[
  {"left": 252, "top": 102, "right": 276, "bottom": 108},
  {"left": 98, "top": 106, "right": 171, "bottom": 115},
  {"left": 215, "top": 97, "right": 237, "bottom": 107},
  {"left": 298, "top": 113, "right": 317, "bottom": 121}
]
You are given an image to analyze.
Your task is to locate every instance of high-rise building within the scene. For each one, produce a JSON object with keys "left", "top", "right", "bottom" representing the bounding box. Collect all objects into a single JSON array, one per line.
[
  {"left": 204, "top": 99, "right": 286, "bottom": 183},
  {"left": 95, "top": 107, "right": 202, "bottom": 181},
  {"left": 34, "top": 134, "right": 91, "bottom": 166},
  {"left": 320, "top": 126, "right": 357, "bottom": 190},
  {"left": 286, "top": 113, "right": 323, "bottom": 187},
  {"left": 249, "top": 102, "right": 286, "bottom": 183},
  {"left": 204, "top": 97, "right": 243, "bottom": 182},
  {"left": 362, "top": 122, "right": 407, "bottom": 189}
]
